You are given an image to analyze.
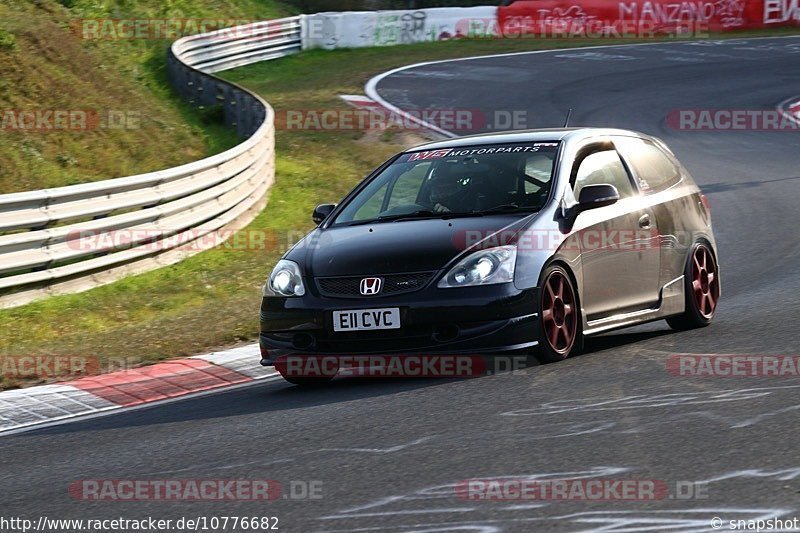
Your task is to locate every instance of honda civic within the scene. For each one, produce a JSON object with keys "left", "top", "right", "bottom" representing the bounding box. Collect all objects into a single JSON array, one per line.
[{"left": 260, "top": 128, "right": 720, "bottom": 385}]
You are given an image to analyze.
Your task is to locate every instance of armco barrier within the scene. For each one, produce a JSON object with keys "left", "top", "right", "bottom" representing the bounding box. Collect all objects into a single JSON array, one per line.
[{"left": 0, "top": 17, "right": 302, "bottom": 309}]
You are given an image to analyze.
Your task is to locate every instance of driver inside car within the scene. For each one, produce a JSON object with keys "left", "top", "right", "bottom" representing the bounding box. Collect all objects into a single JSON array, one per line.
[{"left": 427, "top": 160, "right": 482, "bottom": 213}]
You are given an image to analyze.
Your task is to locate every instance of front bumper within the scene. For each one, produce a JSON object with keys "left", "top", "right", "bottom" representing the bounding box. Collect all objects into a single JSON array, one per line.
[{"left": 259, "top": 284, "right": 539, "bottom": 365}]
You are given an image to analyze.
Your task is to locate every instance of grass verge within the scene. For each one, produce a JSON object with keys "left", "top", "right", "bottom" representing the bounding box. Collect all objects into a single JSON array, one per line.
[
  {"left": 0, "top": 0, "right": 291, "bottom": 193},
  {"left": 1, "top": 29, "right": 798, "bottom": 389}
]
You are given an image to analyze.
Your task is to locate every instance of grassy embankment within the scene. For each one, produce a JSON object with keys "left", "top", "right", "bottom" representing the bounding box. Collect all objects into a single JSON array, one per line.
[{"left": 0, "top": 0, "right": 291, "bottom": 192}]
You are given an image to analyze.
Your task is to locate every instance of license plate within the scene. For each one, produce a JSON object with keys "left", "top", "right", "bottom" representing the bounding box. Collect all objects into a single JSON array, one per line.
[{"left": 333, "top": 308, "right": 401, "bottom": 332}]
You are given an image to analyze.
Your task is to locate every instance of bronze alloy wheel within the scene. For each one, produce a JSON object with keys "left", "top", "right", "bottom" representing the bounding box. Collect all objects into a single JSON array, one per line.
[
  {"left": 538, "top": 265, "right": 582, "bottom": 362},
  {"left": 668, "top": 242, "right": 720, "bottom": 330},
  {"left": 691, "top": 244, "right": 720, "bottom": 319}
]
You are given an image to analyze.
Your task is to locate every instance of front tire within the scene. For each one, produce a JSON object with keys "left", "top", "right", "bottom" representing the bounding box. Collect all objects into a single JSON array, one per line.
[
  {"left": 667, "top": 242, "right": 720, "bottom": 330},
  {"left": 536, "top": 265, "right": 583, "bottom": 363}
]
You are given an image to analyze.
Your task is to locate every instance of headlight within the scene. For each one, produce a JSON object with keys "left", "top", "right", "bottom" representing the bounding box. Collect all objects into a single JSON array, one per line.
[
  {"left": 438, "top": 245, "right": 517, "bottom": 288},
  {"left": 264, "top": 260, "right": 306, "bottom": 297}
]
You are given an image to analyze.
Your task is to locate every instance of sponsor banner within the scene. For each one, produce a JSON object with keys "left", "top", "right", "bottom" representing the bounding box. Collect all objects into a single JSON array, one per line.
[
  {"left": 303, "top": 7, "right": 498, "bottom": 50},
  {"left": 402, "top": 142, "right": 558, "bottom": 163},
  {"left": 498, "top": 0, "right": 799, "bottom": 36},
  {"left": 763, "top": 0, "right": 800, "bottom": 24}
]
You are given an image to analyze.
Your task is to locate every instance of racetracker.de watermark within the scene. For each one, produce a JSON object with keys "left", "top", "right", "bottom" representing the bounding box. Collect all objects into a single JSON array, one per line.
[
  {"left": 64, "top": 228, "right": 305, "bottom": 254},
  {"left": 64, "top": 228, "right": 705, "bottom": 256},
  {"left": 1, "top": 355, "right": 137, "bottom": 380},
  {"left": 71, "top": 15, "right": 713, "bottom": 43},
  {"left": 667, "top": 109, "right": 800, "bottom": 131},
  {"left": 71, "top": 19, "right": 276, "bottom": 40},
  {"left": 68, "top": 479, "right": 322, "bottom": 501},
  {"left": 455, "top": 18, "right": 710, "bottom": 39},
  {"left": 274, "top": 109, "right": 531, "bottom": 132},
  {"left": 455, "top": 478, "right": 709, "bottom": 501},
  {"left": 273, "top": 355, "right": 532, "bottom": 378},
  {"left": 1, "top": 109, "right": 140, "bottom": 132},
  {"left": 667, "top": 354, "right": 800, "bottom": 377},
  {"left": 454, "top": 228, "right": 663, "bottom": 252}
]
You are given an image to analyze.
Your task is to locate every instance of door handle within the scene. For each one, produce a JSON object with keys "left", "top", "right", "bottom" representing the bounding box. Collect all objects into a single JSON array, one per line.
[{"left": 638, "top": 214, "right": 651, "bottom": 229}]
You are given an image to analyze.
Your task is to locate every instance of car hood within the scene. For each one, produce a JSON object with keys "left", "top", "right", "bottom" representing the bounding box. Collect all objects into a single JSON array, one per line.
[{"left": 289, "top": 215, "right": 535, "bottom": 278}]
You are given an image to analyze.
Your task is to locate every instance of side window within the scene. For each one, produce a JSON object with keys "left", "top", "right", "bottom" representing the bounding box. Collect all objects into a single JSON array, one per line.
[
  {"left": 354, "top": 164, "right": 430, "bottom": 220},
  {"left": 573, "top": 150, "right": 635, "bottom": 201},
  {"left": 385, "top": 163, "right": 430, "bottom": 210},
  {"left": 353, "top": 182, "right": 388, "bottom": 220},
  {"left": 523, "top": 153, "right": 554, "bottom": 193},
  {"left": 616, "top": 137, "right": 681, "bottom": 194}
]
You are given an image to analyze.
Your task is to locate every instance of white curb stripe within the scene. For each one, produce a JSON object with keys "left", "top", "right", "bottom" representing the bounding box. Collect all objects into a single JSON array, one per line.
[
  {"left": 191, "top": 343, "right": 269, "bottom": 379},
  {"left": 0, "top": 384, "right": 117, "bottom": 433},
  {"left": 778, "top": 96, "right": 800, "bottom": 127},
  {"left": 0, "top": 344, "right": 278, "bottom": 436}
]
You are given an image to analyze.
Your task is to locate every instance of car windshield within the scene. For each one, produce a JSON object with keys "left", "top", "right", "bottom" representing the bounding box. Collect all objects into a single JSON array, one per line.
[{"left": 332, "top": 142, "right": 560, "bottom": 226}]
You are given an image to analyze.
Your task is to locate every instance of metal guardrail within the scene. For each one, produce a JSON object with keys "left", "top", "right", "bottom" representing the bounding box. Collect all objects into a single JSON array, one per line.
[{"left": 0, "top": 17, "right": 303, "bottom": 309}]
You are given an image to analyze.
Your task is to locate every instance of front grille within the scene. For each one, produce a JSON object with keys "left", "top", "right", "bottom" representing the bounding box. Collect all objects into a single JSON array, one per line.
[{"left": 317, "top": 272, "right": 434, "bottom": 298}]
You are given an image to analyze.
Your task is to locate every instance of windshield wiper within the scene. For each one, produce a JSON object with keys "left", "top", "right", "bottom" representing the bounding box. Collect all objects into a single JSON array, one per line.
[
  {"left": 378, "top": 210, "right": 496, "bottom": 222},
  {"left": 337, "top": 210, "right": 441, "bottom": 226},
  {"left": 378, "top": 210, "right": 438, "bottom": 221},
  {"left": 338, "top": 206, "right": 538, "bottom": 227},
  {"left": 478, "top": 204, "right": 539, "bottom": 214}
]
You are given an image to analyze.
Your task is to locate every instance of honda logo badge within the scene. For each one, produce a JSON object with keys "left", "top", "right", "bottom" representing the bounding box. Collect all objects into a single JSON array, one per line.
[{"left": 359, "top": 277, "right": 383, "bottom": 296}]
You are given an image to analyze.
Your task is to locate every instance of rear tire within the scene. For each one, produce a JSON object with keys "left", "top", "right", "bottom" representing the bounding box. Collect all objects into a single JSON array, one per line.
[
  {"left": 667, "top": 242, "right": 719, "bottom": 330},
  {"left": 536, "top": 264, "right": 583, "bottom": 364}
]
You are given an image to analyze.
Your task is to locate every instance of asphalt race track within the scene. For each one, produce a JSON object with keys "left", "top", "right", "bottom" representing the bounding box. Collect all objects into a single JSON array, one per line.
[{"left": 3, "top": 37, "right": 800, "bottom": 532}]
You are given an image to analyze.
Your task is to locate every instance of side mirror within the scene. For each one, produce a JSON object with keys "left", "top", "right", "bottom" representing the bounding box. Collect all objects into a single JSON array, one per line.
[
  {"left": 312, "top": 203, "right": 336, "bottom": 225},
  {"left": 577, "top": 184, "right": 620, "bottom": 212}
]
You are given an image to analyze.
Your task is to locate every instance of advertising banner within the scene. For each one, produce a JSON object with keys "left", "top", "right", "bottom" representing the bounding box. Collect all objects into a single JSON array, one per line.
[
  {"left": 304, "top": 7, "right": 498, "bottom": 49},
  {"left": 497, "top": 0, "right": 799, "bottom": 37}
]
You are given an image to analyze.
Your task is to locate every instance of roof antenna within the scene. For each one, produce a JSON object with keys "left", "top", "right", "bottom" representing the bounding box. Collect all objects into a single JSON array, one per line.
[{"left": 563, "top": 108, "right": 573, "bottom": 128}]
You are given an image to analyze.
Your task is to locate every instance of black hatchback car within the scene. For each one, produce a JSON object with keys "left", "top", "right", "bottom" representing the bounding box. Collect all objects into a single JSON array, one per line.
[{"left": 260, "top": 128, "right": 719, "bottom": 385}]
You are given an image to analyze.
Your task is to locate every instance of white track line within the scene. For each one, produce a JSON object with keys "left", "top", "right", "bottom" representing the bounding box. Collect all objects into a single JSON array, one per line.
[{"left": 777, "top": 96, "right": 800, "bottom": 126}]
